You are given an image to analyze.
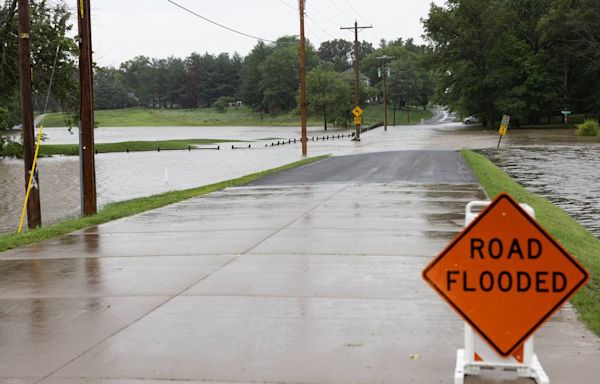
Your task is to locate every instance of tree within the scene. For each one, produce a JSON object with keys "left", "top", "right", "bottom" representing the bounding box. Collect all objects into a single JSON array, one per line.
[
  {"left": 360, "top": 39, "right": 434, "bottom": 123},
  {"left": 240, "top": 42, "right": 271, "bottom": 110},
  {"left": 120, "top": 56, "right": 154, "bottom": 107},
  {"left": 423, "top": 0, "right": 600, "bottom": 125},
  {"left": 423, "top": 0, "right": 525, "bottom": 125},
  {"left": 165, "top": 56, "right": 186, "bottom": 108},
  {"left": 306, "top": 66, "right": 353, "bottom": 129},
  {"left": 318, "top": 39, "right": 353, "bottom": 72},
  {"left": 95, "top": 68, "right": 133, "bottom": 110},
  {"left": 241, "top": 36, "right": 318, "bottom": 113},
  {"left": 261, "top": 47, "right": 300, "bottom": 112},
  {"left": 0, "top": 0, "right": 78, "bottom": 129}
]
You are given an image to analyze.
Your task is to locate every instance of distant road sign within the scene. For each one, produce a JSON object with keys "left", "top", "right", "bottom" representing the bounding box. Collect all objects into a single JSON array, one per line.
[
  {"left": 422, "top": 193, "right": 589, "bottom": 357},
  {"left": 353, "top": 116, "right": 362, "bottom": 125},
  {"left": 498, "top": 115, "right": 510, "bottom": 137},
  {"left": 561, "top": 111, "right": 572, "bottom": 115},
  {"left": 352, "top": 106, "right": 364, "bottom": 117}
]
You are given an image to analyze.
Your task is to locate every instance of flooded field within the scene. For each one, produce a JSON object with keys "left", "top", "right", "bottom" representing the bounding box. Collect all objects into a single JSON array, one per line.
[{"left": 1, "top": 120, "right": 599, "bottom": 238}]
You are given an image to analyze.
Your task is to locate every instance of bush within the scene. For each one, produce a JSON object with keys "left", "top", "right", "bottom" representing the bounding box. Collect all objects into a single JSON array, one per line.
[
  {"left": 213, "top": 96, "right": 236, "bottom": 113},
  {"left": 0, "top": 137, "right": 23, "bottom": 158},
  {"left": 0, "top": 107, "right": 10, "bottom": 130},
  {"left": 576, "top": 119, "right": 599, "bottom": 136}
]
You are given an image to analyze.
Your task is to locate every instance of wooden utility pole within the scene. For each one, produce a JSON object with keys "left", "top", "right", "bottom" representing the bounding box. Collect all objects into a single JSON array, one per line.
[
  {"left": 341, "top": 21, "right": 372, "bottom": 141},
  {"left": 78, "top": 0, "right": 97, "bottom": 215},
  {"left": 377, "top": 55, "right": 393, "bottom": 131},
  {"left": 18, "top": 0, "right": 41, "bottom": 229},
  {"left": 299, "top": 0, "right": 308, "bottom": 156}
]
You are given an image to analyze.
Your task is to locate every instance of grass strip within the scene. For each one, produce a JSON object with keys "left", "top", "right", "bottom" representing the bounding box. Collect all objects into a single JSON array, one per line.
[
  {"left": 361, "top": 105, "right": 433, "bottom": 126},
  {"left": 0, "top": 155, "right": 329, "bottom": 253},
  {"left": 38, "top": 138, "right": 241, "bottom": 156},
  {"left": 462, "top": 149, "right": 600, "bottom": 336},
  {"left": 41, "top": 107, "right": 324, "bottom": 128}
]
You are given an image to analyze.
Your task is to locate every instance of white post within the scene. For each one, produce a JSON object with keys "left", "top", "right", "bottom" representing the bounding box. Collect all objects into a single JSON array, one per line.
[{"left": 455, "top": 201, "right": 549, "bottom": 384}]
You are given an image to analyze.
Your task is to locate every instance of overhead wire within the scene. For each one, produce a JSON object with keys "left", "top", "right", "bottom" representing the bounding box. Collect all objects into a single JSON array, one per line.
[
  {"left": 327, "top": 0, "right": 355, "bottom": 20},
  {"left": 274, "top": 0, "right": 338, "bottom": 42},
  {"left": 166, "top": 0, "right": 278, "bottom": 44},
  {"left": 307, "top": 2, "right": 343, "bottom": 29},
  {"left": 341, "top": 0, "right": 382, "bottom": 48}
]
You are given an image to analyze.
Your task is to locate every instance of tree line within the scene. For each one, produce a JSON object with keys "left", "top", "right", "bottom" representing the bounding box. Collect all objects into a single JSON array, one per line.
[
  {"left": 11, "top": 0, "right": 600, "bottom": 130},
  {"left": 0, "top": 1, "right": 434, "bottom": 130},
  {"left": 0, "top": 0, "right": 78, "bottom": 130},
  {"left": 424, "top": 0, "right": 600, "bottom": 126}
]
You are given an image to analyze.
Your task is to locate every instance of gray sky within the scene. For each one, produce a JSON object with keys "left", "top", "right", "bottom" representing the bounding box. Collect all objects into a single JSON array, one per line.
[{"left": 86, "top": 0, "right": 442, "bottom": 67}]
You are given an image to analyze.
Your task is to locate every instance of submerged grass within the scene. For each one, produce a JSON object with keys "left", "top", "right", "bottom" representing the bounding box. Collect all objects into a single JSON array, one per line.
[
  {"left": 39, "top": 138, "right": 240, "bottom": 156},
  {"left": 462, "top": 149, "right": 600, "bottom": 337},
  {"left": 0, "top": 155, "right": 329, "bottom": 253}
]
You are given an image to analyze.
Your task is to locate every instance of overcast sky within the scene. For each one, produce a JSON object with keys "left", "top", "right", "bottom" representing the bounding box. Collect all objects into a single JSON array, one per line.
[{"left": 82, "top": 0, "right": 443, "bottom": 67}]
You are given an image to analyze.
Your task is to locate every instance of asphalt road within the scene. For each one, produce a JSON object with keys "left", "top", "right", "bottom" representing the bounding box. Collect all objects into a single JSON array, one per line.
[{"left": 250, "top": 150, "right": 477, "bottom": 185}]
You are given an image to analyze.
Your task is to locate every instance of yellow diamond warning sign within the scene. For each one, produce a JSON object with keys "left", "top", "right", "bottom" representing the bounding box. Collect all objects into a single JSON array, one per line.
[
  {"left": 352, "top": 106, "right": 363, "bottom": 117},
  {"left": 422, "top": 193, "right": 589, "bottom": 357}
]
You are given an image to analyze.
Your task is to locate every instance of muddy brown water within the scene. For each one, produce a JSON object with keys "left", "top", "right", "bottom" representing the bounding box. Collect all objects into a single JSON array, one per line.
[
  {"left": 1, "top": 122, "right": 599, "bottom": 238},
  {"left": 482, "top": 144, "right": 600, "bottom": 237}
]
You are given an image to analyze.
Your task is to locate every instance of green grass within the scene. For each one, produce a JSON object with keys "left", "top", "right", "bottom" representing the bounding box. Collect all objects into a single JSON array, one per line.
[
  {"left": 0, "top": 155, "right": 329, "bottom": 253},
  {"left": 41, "top": 105, "right": 433, "bottom": 129},
  {"left": 462, "top": 149, "right": 600, "bottom": 336},
  {"left": 361, "top": 104, "right": 433, "bottom": 126},
  {"left": 38, "top": 138, "right": 240, "bottom": 156},
  {"left": 41, "top": 107, "right": 324, "bottom": 128},
  {"left": 516, "top": 114, "right": 589, "bottom": 129}
]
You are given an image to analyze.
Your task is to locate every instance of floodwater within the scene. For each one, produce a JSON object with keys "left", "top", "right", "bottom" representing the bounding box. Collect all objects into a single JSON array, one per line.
[
  {"left": 1, "top": 114, "right": 599, "bottom": 237},
  {"left": 483, "top": 144, "right": 600, "bottom": 237}
]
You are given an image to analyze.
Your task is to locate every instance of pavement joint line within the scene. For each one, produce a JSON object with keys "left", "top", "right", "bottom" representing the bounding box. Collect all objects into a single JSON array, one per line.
[
  {"left": 0, "top": 254, "right": 240, "bottom": 261},
  {"left": 176, "top": 294, "right": 453, "bottom": 303},
  {"left": 246, "top": 252, "right": 437, "bottom": 258},
  {"left": 33, "top": 255, "right": 239, "bottom": 384},
  {"left": 44, "top": 376, "right": 324, "bottom": 384},
  {"left": 234, "top": 183, "right": 355, "bottom": 256},
  {"left": 34, "top": 183, "right": 353, "bottom": 382}
]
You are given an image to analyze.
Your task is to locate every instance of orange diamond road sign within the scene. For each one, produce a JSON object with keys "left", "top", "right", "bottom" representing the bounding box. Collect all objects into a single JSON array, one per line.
[{"left": 422, "top": 193, "right": 589, "bottom": 357}]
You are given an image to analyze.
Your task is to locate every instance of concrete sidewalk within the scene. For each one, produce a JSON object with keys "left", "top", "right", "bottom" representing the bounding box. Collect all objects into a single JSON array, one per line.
[{"left": 0, "top": 151, "right": 598, "bottom": 384}]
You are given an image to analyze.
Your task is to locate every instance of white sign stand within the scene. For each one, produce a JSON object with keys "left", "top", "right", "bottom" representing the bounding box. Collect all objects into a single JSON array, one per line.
[{"left": 454, "top": 201, "right": 550, "bottom": 384}]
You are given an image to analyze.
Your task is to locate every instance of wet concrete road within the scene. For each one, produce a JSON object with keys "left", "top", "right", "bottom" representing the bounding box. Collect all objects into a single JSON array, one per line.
[
  {"left": 1, "top": 151, "right": 599, "bottom": 384},
  {"left": 250, "top": 150, "right": 476, "bottom": 185}
]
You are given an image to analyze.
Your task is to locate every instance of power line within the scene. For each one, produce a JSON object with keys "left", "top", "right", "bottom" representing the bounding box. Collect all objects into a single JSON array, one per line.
[
  {"left": 307, "top": 17, "right": 336, "bottom": 40},
  {"left": 343, "top": 0, "right": 366, "bottom": 23},
  {"left": 341, "top": 0, "right": 382, "bottom": 46},
  {"left": 167, "top": 0, "right": 277, "bottom": 44},
  {"left": 273, "top": 0, "right": 337, "bottom": 42},
  {"left": 328, "top": 0, "right": 355, "bottom": 20},
  {"left": 275, "top": 0, "right": 296, "bottom": 11},
  {"left": 308, "top": 2, "right": 342, "bottom": 28}
]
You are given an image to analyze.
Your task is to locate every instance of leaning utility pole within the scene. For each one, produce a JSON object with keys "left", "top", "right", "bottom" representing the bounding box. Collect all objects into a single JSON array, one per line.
[
  {"left": 18, "top": 0, "right": 41, "bottom": 229},
  {"left": 377, "top": 55, "right": 394, "bottom": 131},
  {"left": 341, "top": 21, "right": 372, "bottom": 141},
  {"left": 298, "top": 0, "right": 308, "bottom": 156},
  {"left": 78, "top": 0, "right": 97, "bottom": 215}
]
